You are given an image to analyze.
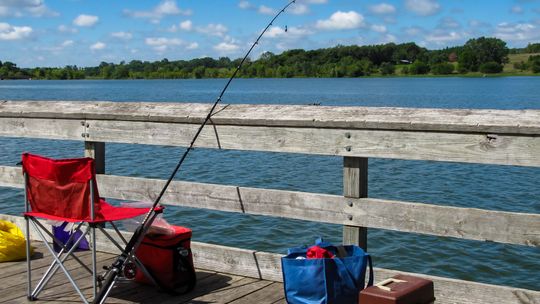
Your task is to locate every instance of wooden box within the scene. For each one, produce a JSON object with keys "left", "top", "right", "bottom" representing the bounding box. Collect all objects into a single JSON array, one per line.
[{"left": 359, "top": 274, "right": 435, "bottom": 304}]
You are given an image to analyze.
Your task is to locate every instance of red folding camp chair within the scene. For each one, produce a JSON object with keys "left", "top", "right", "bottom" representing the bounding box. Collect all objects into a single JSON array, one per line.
[{"left": 22, "top": 153, "right": 162, "bottom": 303}]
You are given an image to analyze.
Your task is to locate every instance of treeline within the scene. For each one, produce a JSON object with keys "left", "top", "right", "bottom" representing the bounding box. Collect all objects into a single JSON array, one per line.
[{"left": 2, "top": 38, "right": 540, "bottom": 80}]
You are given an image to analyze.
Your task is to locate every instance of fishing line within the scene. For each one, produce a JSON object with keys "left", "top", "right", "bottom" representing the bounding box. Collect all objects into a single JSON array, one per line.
[{"left": 93, "top": 1, "right": 296, "bottom": 303}]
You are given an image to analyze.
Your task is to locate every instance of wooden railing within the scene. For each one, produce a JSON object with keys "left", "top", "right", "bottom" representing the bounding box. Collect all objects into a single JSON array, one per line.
[{"left": 1, "top": 101, "right": 539, "bottom": 303}]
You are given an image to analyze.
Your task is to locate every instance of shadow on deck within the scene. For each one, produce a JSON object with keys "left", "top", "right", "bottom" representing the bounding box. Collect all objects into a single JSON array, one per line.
[{"left": 0, "top": 242, "right": 285, "bottom": 304}]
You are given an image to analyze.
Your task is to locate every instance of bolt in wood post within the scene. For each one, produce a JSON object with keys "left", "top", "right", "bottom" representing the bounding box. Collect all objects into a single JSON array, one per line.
[{"left": 343, "top": 156, "right": 368, "bottom": 251}]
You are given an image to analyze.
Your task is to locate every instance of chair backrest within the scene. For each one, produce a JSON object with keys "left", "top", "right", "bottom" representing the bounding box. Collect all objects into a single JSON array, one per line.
[{"left": 22, "top": 153, "right": 102, "bottom": 221}]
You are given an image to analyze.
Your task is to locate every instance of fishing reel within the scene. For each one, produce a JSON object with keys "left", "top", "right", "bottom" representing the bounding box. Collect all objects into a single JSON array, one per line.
[
  {"left": 122, "top": 261, "right": 138, "bottom": 280},
  {"left": 98, "top": 260, "right": 137, "bottom": 282}
]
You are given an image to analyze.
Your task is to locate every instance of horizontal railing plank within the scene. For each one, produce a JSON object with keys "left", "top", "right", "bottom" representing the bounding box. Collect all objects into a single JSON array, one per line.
[
  {"left": 2, "top": 101, "right": 540, "bottom": 135},
  {"left": 3, "top": 118, "right": 540, "bottom": 167},
  {"left": 0, "top": 117, "right": 84, "bottom": 141},
  {"left": 2, "top": 165, "right": 538, "bottom": 246},
  {"left": 2, "top": 214, "right": 538, "bottom": 304},
  {"left": 2, "top": 102, "right": 539, "bottom": 166},
  {"left": 86, "top": 119, "right": 540, "bottom": 167}
]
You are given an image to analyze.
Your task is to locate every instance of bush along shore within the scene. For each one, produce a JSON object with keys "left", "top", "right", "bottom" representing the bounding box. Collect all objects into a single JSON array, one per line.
[{"left": 2, "top": 37, "right": 540, "bottom": 80}]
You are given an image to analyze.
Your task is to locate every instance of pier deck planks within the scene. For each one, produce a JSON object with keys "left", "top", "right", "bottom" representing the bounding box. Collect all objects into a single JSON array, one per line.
[{"left": 0, "top": 242, "right": 284, "bottom": 304}]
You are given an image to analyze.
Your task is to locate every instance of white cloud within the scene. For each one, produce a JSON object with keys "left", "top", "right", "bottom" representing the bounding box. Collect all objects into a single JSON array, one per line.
[
  {"left": 405, "top": 0, "right": 441, "bottom": 16},
  {"left": 369, "top": 3, "right": 396, "bottom": 15},
  {"left": 382, "top": 34, "right": 397, "bottom": 43},
  {"left": 239, "top": 1, "right": 306, "bottom": 16},
  {"left": 213, "top": 41, "right": 240, "bottom": 53},
  {"left": 424, "top": 30, "right": 461, "bottom": 44},
  {"left": 265, "top": 25, "right": 313, "bottom": 38},
  {"left": 58, "top": 24, "right": 78, "bottom": 34},
  {"left": 298, "top": 0, "right": 327, "bottom": 3},
  {"left": 289, "top": 3, "right": 309, "bottom": 15},
  {"left": 494, "top": 22, "right": 540, "bottom": 43},
  {"left": 146, "top": 37, "right": 183, "bottom": 46},
  {"left": 258, "top": 5, "right": 275, "bottom": 15},
  {"left": 0, "top": 0, "right": 58, "bottom": 17},
  {"left": 145, "top": 37, "right": 198, "bottom": 53},
  {"left": 371, "top": 24, "right": 387, "bottom": 33},
  {"left": 180, "top": 20, "right": 193, "bottom": 31},
  {"left": 61, "top": 40, "right": 74, "bottom": 47},
  {"left": 196, "top": 23, "right": 228, "bottom": 37},
  {"left": 238, "top": 0, "right": 253, "bottom": 9},
  {"left": 315, "top": 11, "right": 365, "bottom": 30},
  {"left": 0, "top": 22, "right": 32, "bottom": 40},
  {"left": 404, "top": 26, "right": 424, "bottom": 36},
  {"left": 186, "top": 42, "right": 199, "bottom": 50},
  {"left": 266, "top": 26, "right": 286, "bottom": 38},
  {"left": 511, "top": 5, "right": 523, "bottom": 14},
  {"left": 171, "top": 20, "right": 227, "bottom": 37},
  {"left": 111, "top": 31, "right": 133, "bottom": 40},
  {"left": 124, "top": 0, "right": 191, "bottom": 23},
  {"left": 73, "top": 14, "right": 99, "bottom": 27},
  {"left": 90, "top": 41, "right": 106, "bottom": 51},
  {"left": 438, "top": 17, "right": 460, "bottom": 29}
]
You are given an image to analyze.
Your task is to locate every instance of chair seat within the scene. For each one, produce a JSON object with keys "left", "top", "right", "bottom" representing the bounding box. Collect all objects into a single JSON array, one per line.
[{"left": 24, "top": 201, "right": 160, "bottom": 223}]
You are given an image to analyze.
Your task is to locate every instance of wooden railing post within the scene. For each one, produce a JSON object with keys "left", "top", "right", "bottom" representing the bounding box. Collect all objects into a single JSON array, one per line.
[
  {"left": 85, "top": 141, "right": 105, "bottom": 174},
  {"left": 343, "top": 156, "right": 368, "bottom": 250}
]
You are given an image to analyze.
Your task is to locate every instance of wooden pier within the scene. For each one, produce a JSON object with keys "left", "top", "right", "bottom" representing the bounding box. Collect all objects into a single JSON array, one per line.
[
  {"left": 1, "top": 101, "right": 539, "bottom": 303},
  {"left": 0, "top": 242, "right": 285, "bottom": 304}
]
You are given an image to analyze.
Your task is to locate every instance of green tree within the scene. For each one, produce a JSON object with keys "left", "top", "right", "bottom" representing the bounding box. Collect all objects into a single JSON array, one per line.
[
  {"left": 430, "top": 63, "right": 454, "bottom": 75},
  {"left": 525, "top": 43, "right": 540, "bottom": 53},
  {"left": 458, "top": 37, "right": 508, "bottom": 72},
  {"left": 409, "top": 61, "right": 430, "bottom": 74},
  {"left": 379, "top": 62, "right": 395, "bottom": 75},
  {"left": 479, "top": 62, "right": 503, "bottom": 73},
  {"left": 513, "top": 61, "right": 529, "bottom": 71},
  {"left": 529, "top": 55, "right": 540, "bottom": 73}
]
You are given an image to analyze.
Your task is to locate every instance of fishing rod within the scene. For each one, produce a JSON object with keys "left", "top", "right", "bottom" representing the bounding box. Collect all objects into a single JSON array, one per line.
[{"left": 93, "top": 1, "right": 296, "bottom": 303}]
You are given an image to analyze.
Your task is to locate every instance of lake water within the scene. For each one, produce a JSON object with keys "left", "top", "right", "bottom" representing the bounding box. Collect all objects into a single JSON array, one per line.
[{"left": 1, "top": 78, "right": 539, "bottom": 290}]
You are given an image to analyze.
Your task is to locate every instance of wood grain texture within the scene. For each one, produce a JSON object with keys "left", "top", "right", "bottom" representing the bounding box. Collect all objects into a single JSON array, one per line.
[
  {"left": 1, "top": 169, "right": 538, "bottom": 246},
  {"left": 2, "top": 214, "right": 538, "bottom": 304},
  {"left": 1, "top": 101, "right": 540, "bottom": 135},
  {"left": 343, "top": 157, "right": 368, "bottom": 249},
  {"left": 1, "top": 102, "right": 539, "bottom": 166},
  {"left": 0, "top": 117, "right": 83, "bottom": 140},
  {"left": 84, "top": 119, "right": 540, "bottom": 167}
]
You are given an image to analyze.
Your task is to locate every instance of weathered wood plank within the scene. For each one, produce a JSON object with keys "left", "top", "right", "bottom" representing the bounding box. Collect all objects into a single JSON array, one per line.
[
  {"left": 1, "top": 101, "right": 540, "bottom": 135},
  {"left": 343, "top": 157, "right": 368, "bottom": 250},
  {"left": 0, "top": 117, "right": 83, "bottom": 140},
  {"left": 184, "top": 277, "right": 273, "bottom": 303},
  {"left": 1, "top": 171, "right": 538, "bottom": 246},
  {"left": 85, "top": 119, "right": 540, "bottom": 167},
  {"left": 0, "top": 165, "right": 23, "bottom": 188},
  {"left": 0, "top": 103, "right": 540, "bottom": 166},
  {"left": 229, "top": 282, "right": 285, "bottom": 304},
  {"left": 2, "top": 215, "right": 538, "bottom": 304}
]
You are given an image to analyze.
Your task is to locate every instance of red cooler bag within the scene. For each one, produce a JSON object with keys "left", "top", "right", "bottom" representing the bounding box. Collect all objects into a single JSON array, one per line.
[{"left": 134, "top": 225, "right": 196, "bottom": 293}]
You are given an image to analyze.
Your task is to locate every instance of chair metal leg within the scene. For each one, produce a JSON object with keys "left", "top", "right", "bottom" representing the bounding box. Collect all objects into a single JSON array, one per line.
[
  {"left": 31, "top": 221, "right": 89, "bottom": 298},
  {"left": 92, "top": 224, "right": 97, "bottom": 299},
  {"left": 30, "top": 220, "right": 90, "bottom": 304},
  {"left": 25, "top": 216, "right": 34, "bottom": 301}
]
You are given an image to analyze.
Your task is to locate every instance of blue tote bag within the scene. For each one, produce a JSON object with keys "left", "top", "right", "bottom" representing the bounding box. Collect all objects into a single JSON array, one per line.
[{"left": 281, "top": 239, "right": 373, "bottom": 304}]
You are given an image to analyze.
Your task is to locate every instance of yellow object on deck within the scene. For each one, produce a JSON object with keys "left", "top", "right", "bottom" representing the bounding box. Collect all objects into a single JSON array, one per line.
[{"left": 0, "top": 220, "right": 32, "bottom": 262}]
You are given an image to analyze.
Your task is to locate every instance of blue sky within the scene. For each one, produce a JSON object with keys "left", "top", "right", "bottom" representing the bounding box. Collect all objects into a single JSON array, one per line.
[{"left": 1, "top": 0, "right": 540, "bottom": 67}]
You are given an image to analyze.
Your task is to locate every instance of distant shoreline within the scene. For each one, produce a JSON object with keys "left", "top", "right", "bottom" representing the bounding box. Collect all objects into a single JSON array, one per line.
[{"left": 3, "top": 73, "right": 539, "bottom": 80}]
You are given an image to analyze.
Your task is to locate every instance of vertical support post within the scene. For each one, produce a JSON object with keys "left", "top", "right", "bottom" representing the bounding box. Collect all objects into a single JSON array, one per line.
[
  {"left": 343, "top": 157, "right": 368, "bottom": 251},
  {"left": 84, "top": 141, "right": 105, "bottom": 174}
]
